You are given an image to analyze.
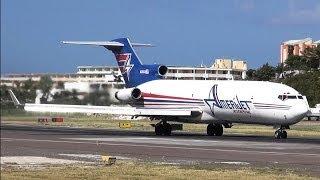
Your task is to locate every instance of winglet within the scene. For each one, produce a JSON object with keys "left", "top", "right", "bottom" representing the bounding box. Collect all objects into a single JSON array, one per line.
[{"left": 8, "top": 89, "right": 22, "bottom": 106}]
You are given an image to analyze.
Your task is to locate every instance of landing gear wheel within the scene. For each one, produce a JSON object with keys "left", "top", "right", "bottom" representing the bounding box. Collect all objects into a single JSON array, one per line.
[
  {"left": 214, "top": 124, "right": 223, "bottom": 136},
  {"left": 207, "top": 123, "right": 223, "bottom": 136},
  {"left": 281, "top": 130, "right": 287, "bottom": 139},
  {"left": 275, "top": 130, "right": 281, "bottom": 139},
  {"left": 155, "top": 123, "right": 164, "bottom": 136},
  {"left": 163, "top": 122, "right": 172, "bottom": 136},
  {"left": 155, "top": 122, "right": 172, "bottom": 136},
  {"left": 207, "top": 123, "right": 215, "bottom": 136},
  {"left": 274, "top": 129, "right": 287, "bottom": 139}
]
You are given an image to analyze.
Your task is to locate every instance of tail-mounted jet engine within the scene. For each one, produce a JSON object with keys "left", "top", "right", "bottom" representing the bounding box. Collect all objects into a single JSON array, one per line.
[
  {"left": 115, "top": 88, "right": 142, "bottom": 102},
  {"left": 158, "top": 65, "right": 168, "bottom": 76},
  {"left": 140, "top": 64, "right": 168, "bottom": 78}
]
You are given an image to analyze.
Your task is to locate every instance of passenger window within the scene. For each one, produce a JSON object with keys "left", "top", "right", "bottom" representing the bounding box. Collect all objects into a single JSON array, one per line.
[{"left": 298, "top": 96, "right": 303, "bottom": 99}]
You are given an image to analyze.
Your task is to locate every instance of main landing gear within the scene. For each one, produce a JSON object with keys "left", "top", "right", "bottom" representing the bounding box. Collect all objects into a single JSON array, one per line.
[
  {"left": 155, "top": 121, "right": 172, "bottom": 136},
  {"left": 207, "top": 123, "right": 223, "bottom": 136},
  {"left": 274, "top": 126, "right": 288, "bottom": 139}
]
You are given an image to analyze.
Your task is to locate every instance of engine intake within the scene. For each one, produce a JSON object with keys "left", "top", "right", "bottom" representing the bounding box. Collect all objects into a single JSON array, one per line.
[
  {"left": 115, "top": 88, "right": 142, "bottom": 101},
  {"left": 158, "top": 65, "right": 168, "bottom": 76}
]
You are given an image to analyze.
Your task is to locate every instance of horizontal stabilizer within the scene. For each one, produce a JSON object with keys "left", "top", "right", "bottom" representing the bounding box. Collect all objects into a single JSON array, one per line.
[
  {"left": 61, "top": 41, "right": 124, "bottom": 47},
  {"left": 62, "top": 41, "right": 153, "bottom": 47},
  {"left": 131, "top": 43, "right": 154, "bottom": 47}
]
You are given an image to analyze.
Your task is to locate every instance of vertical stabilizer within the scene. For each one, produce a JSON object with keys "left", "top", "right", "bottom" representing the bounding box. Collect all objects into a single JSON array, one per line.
[
  {"left": 62, "top": 38, "right": 165, "bottom": 88},
  {"left": 106, "top": 38, "right": 143, "bottom": 87}
]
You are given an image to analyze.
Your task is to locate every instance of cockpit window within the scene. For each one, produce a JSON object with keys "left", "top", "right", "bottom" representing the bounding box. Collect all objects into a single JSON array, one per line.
[
  {"left": 287, "top": 95, "right": 297, "bottom": 99},
  {"left": 278, "top": 95, "right": 287, "bottom": 100},
  {"left": 278, "top": 95, "right": 299, "bottom": 100}
]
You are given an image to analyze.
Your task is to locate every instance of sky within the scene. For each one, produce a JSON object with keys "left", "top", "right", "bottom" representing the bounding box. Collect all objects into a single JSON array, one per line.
[{"left": 1, "top": 0, "right": 320, "bottom": 74}]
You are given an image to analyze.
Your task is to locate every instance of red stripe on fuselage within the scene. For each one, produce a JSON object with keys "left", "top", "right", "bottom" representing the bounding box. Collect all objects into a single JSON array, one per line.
[{"left": 142, "top": 93, "right": 202, "bottom": 101}]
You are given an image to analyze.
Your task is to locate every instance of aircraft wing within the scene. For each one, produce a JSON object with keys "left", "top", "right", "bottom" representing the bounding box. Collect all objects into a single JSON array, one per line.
[
  {"left": 23, "top": 103, "right": 200, "bottom": 117},
  {"left": 8, "top": 89, "right": 201, "bottom": 117}
]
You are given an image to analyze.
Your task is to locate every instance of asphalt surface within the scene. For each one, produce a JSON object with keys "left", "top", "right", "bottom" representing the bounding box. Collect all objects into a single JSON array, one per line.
[{"left": 1, "top": 124, "right": 320, "bottom": 174}]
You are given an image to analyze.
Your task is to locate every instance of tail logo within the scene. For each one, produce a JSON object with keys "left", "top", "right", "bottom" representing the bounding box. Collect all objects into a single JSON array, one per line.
[
  {"left": 116, "top": 53, "right": 134, "bottom": 79},
  {"left": 116, "top": 53, "right": 131, "bottom": 62}
]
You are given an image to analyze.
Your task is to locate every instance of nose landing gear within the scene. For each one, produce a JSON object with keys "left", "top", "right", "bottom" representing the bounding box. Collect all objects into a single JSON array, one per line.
[{"left": 274, "top": 126, "right": 288, "bottom": 139}]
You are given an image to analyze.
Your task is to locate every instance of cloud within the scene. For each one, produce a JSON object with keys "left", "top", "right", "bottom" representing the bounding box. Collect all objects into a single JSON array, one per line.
[
  {"left": 234, "top": 0, "right": 255, "bottom": 12},
  {"left": 271, "top": 3, "right": 320, "bottom": 25}
]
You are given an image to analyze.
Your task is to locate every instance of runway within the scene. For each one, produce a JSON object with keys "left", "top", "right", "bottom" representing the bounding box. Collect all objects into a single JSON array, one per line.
[{"left": 1, "top": 124, "right": 320, "bottom": 174}]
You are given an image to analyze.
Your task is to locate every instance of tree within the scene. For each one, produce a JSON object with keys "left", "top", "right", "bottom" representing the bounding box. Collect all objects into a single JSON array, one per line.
[
  {"left": 0, "top": 85, "right": 17, "bottom": 111},
  {"left": 23, "top": 78, "right": 34, "bottom": 90},
  {"left": 303, "top": 46, "right": 320, "bottom": 70},
  {"left": 254, "top": 63, "right": 275, "bottom": 81},
  {"left": 38, "top": 75, "right": 53, "bottom": 102},
  {"left": 245, "top": 69, "right": 256, "bottom": 80},
  {"left": 21, "top": 78, "right": 37, "bottom": 103},
  {"left": 275, "top": 63, "right": 284, "bottom": 74},
  {"left": 0, "top": 81, "right": 38, "bottom": 110},
  {"left": 56, "top": 81, "right": 65, "bottom": 89},
  {"left": 82, "top": 89, "right": 111, "bottom": 106},
  {"left": 284, "top": 55, "right": 307, "bottom": 71},
  {"left": 51, "top": 90, "right": 82, "bottom": 105},
  {"left": 13, "top": 81, "right": 21, "bottom": 88},
  {"left": 281, "top": 71, "right": 320, "bottom": 107},
  {"left": 0, "top": 85, "right": 13, "bottom": 107}
]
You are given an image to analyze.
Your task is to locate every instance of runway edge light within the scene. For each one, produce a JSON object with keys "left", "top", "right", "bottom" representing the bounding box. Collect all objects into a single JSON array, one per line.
[{"left": 101, "top": 154, "right": 116, "bottom": 165}]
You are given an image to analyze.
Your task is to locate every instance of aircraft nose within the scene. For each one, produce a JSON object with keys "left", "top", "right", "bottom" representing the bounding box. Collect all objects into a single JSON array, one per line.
[{"left": 289, "top": 103, "right": 309, "bottom": 123}]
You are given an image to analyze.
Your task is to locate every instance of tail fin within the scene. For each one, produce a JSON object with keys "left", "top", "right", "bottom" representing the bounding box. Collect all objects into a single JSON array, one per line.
[
  {"left": 108, "top": 38, "right": 143, "bottom": 86},
  {"left": 62, "top": 38, "right": 164, "bottom": 88}
]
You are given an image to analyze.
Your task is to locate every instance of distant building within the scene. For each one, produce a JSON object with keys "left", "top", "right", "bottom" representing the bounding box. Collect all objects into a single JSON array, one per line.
[
  {"left": 76, "top": 65, "right": 121, "bottom": 82},
  {"left": 166, "top": 59, "right": 247, "bottom": 80},
  {"left": 0, "top": 66, "right": 124, "bottom": 91},
  {"left": 280, "top": 37, "right": 319, "bottom": 64},
  {"left": 1, "top": 59, "right": 247, "bottom": 92}
]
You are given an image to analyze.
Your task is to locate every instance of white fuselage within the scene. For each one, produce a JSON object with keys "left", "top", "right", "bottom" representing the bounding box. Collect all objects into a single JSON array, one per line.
[{"left": 137, "top": 80, "right": 309, "bottom": 126}]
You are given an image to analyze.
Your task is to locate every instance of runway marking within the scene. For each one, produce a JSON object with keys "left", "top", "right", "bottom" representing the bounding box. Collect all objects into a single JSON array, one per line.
[
  {"left": 215, "top": 161, "right": 250, "bottom": 165},
  {"left": 58, "top": 153, "right": 133, "bottom": 160},
  {"left": 2, "top": 137, "right": 320, "bottom": 158},
  {"left": 1, "top": 156, "right": 82, "bottom": 165},
  {"left": 64, "top": 137, "right": 320, "bottom": 150}
]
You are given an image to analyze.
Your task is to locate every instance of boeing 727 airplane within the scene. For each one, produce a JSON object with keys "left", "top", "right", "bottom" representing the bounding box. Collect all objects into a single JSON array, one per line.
[{"left": 9, "top": 38, "right": 310, "bottom": 139}]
